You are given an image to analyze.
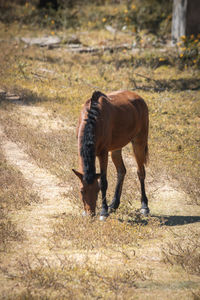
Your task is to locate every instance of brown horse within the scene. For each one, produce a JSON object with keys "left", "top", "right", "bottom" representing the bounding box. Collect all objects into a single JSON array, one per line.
[{"left": 72, "top": 90, "right": 149, "bottom": 219}]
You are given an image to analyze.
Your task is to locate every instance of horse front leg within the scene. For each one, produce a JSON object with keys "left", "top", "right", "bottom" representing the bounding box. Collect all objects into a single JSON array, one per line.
[
  {"left": 98, "top": 151, "right": 109, "bottom": 219},
  {"left": 109, "top": 149, "right": 126, "bottom": 213}
]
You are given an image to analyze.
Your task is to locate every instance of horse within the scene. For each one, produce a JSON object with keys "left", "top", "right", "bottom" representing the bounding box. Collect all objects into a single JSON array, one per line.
[{"left": 72, "top": 90, "right": 149, "bottom": 220}]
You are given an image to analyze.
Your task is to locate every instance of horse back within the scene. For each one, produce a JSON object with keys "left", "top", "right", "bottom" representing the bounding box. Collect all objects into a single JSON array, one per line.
[{"left": 96, "top": 90, "right": 149, "bottom": 152}]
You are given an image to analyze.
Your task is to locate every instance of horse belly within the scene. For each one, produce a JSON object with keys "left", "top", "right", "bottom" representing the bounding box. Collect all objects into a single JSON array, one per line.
[{"left": 109, "top": 130, "right": 136, "bottom": 151}]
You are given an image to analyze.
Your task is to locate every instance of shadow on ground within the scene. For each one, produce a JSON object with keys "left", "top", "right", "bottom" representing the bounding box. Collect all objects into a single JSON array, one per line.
[
  {"left": 120, "top": 214, "right": 200, "bottom": 227},
  {"left": 156, "top": 215, "right": 200, "bottom": 226}
]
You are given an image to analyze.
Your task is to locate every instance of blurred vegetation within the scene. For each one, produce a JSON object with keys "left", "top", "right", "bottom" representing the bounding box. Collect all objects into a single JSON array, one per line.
[
  {"left": 0, "top": 0, "right": 172, "bottom": 36},
  {"left": 176, "top": 34, "right": 200, "bottom": 68}
]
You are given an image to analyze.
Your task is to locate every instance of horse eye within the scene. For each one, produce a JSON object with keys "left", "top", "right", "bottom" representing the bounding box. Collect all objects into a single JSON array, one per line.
[{"left": 80, "top": 189, "right": 85, "bottom": 195}]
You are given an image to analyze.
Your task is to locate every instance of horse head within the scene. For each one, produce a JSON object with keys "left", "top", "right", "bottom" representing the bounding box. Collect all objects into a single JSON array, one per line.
[{"left": 72, "top": 169, "right": 100, "bottom": 216}]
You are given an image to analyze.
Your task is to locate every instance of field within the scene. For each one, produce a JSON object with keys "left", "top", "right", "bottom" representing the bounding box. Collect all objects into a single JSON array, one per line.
[{"left": 0, "top": 1, "right": 200, "bottom": 299}]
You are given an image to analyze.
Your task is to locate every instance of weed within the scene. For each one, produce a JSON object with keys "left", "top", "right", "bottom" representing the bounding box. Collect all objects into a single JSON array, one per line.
[
  {"left": 0, "top": 218, "right": 24, "bottom": 252},
  {"left": 162, "top": 230, "right": 200, "bottom": 275},
  {"left": 16, "top": 254, "right": 148, "bottom": 299},
  {"left": 176, "top": 34, "right": 200, "bottom": 69}
]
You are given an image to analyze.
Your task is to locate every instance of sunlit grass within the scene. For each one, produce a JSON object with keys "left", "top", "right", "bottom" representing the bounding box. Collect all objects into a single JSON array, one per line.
[
  {"left": 1, "top": 38, "right": 199, "bottom": 203},
  {"left": 51, "top": 214, "right": 162, "bottom": 251}
]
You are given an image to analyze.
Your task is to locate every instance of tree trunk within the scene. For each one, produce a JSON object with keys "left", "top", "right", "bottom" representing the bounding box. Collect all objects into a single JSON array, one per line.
[
  {"left": 171, "top": 0, "right": 187, "bottom": 43},
  {"left": 172, "top": 0, "right": 200, "bottom": 43}
]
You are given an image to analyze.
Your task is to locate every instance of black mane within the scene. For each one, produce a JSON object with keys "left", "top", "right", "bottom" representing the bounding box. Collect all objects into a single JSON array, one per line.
[{"left": 80, "top": 91, "right": 106, "bottom": 184}]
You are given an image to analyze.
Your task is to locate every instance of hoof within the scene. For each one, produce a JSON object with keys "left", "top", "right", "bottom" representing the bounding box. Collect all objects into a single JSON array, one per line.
[
  {"left": 82, "top": 211, "right": 88, "bottom": 217},
  {"left": 82, "top": 211, "right": 96, "bottom": 217},
  {"left": 140, "top": 207, "right": 150, "bottom": 216},
  {"left": 108, "top": 203, "right": 120, "bottom": 214},
  {"left": 99, "top": 215, "right": 108, "bottom": 221},
  {"left": 99, "top": 208, "right": 109, "bottom": 221}
]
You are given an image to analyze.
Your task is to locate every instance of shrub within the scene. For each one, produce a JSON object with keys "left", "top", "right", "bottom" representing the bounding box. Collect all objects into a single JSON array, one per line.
[{"left": 176, "top": 34, "right": 200, "bottom": 69}]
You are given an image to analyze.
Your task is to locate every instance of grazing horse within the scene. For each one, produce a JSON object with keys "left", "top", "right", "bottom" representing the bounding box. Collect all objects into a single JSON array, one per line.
[{"left": 72, "top": 90, "right": 149, "bottom": 219}]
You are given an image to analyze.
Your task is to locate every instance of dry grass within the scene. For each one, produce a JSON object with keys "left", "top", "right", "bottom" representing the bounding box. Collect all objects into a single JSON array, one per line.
[
  {"left": 162, "top": 230, "right": 200, "bottom": 276},
  {"left": 51, "top": 213, "right": 162, "bottom": 251},
  {"left": 0, "top": 2, "right": 200, "bottom": 299},
  {"left": 0, "top": 151, "right": 40, "bottom": 252},
  {"left": 0, "top": 151, "right": 40, "bottom": 210},
  {"left": 15, "top": 254, "right": 149, "bottom": 300},
  {"left": 1, "top": 45, "right": 199, "bottom": 204},
  {"left": 0, "top": 217, "right": 24, "bottom": 252}
]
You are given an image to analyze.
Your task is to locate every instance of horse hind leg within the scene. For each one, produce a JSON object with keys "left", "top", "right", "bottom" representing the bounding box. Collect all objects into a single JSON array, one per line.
[
  {"left": 131, "top": 139, "right": 149, "bottom": 216},
  {"left": 109, "top": 149, "right": 126, "bottom": 213}
]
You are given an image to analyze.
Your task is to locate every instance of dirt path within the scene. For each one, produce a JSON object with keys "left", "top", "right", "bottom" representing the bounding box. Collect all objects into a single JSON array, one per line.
[
  {"left": 0, "top": 114, "right": 79, "bottom": 276},
  {"left": 15, "top": 104, "right": 74, "bottom": 133}
]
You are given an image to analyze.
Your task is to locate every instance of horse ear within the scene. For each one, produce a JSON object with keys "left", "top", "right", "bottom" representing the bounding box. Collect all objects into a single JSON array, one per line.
[
  {"left": 72, "top": 169, "right": 83, "bottom": 181},
  {"left": 95, "top": 173, "right": 101, "bottom": 180}
]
